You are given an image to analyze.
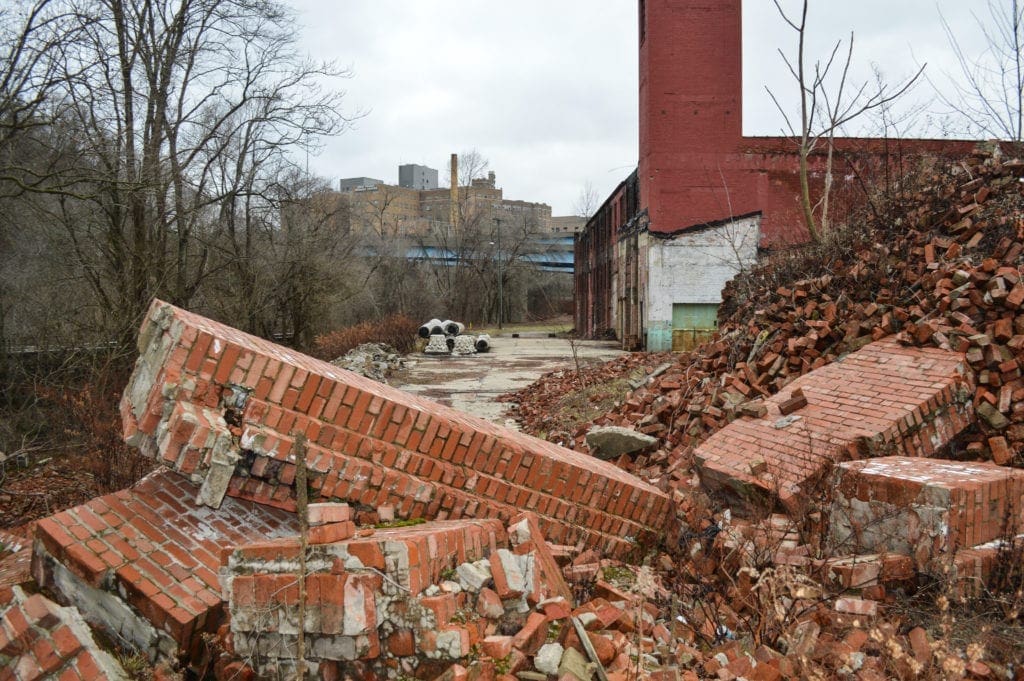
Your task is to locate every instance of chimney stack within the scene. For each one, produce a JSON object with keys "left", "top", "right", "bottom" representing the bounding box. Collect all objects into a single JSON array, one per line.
[{"left": 449, "top": 153, "right": 458, "bottom": 230}]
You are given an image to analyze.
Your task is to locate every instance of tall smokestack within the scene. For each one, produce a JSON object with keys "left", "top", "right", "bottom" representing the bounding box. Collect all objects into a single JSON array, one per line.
[{"left": 450, "top": 153, "right": 458, "bottom": 231}]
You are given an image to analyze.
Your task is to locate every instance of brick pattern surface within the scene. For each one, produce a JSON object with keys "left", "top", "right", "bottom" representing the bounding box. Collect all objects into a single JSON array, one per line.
[
  {"left": 222, "top": 515, "right": 582, "bottom": 677},
  {"left": 0, "top": 587, "right": 126, "bottom": 680},
  {"left": 695, "top": 337, "right": 973, "bottom": 507},
  {"left": 122, "top": 300, "right": 672, "bottom": 556},
  {"left": 32, "top": 468, "right": 298, "bottom": 659},
  {"left": 831, "top": 456, "right": 1024, "bottom": 567}
]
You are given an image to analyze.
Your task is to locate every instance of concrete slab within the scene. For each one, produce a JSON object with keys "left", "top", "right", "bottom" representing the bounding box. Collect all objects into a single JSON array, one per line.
[{"left": 391, "top": 335, "right": 624, "bottom": 428}]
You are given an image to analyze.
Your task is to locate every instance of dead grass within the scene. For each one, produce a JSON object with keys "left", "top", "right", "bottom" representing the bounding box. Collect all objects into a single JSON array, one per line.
[
  {"left": 470, "top": 315, "right": 574, "bottom": 337},
  {"left": 534, "top": 375, "right": 637, "bottom": 441},
  {"left": 888, "top": 585, "right": 1024, "bottom": 672}
]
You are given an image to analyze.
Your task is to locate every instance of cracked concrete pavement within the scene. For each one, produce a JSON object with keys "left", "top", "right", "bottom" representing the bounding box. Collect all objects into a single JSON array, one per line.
[{"left": 391, "top": 333, "right": 624, "bottom": 429}]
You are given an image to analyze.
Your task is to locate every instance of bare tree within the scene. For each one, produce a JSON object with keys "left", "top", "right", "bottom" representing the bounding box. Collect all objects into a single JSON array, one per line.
[
  {"left": 456, "top": 148, "right": 489, "bottom": 187},
  {"left": 767, "top": 0, "right": 923, "bottom": 241},
  {"left": 34, "top": 0, "right": 352, "bottom": 343},
  {"left": 573, "top": 180, "right": 599, "bottom": 220},
  {"left": 0, "top": 1, "right": 92, "bottom": 190},
  {"left": 935, "top": 0, "right": 1024, "bottom": 142},
  {"left": 359, "top": 184, "right": 403, "bottom": 239}
]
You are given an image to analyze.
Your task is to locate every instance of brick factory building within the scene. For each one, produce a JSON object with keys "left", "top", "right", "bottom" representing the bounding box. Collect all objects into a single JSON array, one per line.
[{"left": 575, "top": 0, "right": 976, "bottom": 351}]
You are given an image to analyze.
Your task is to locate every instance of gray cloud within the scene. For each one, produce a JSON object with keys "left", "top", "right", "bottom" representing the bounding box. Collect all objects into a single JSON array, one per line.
[{"left": 291, "top": 1, "right": 990, "bottom": 214}]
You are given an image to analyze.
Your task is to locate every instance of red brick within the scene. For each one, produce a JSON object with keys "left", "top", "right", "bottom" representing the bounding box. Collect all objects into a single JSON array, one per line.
[
  {"left": 834, "top": 597, "right": 878, "bottom": 617},
  {"left": 907, "top": 626, "right": 931, "bottom": 664},
  {"left": 989, "top": 436, "right": 1013, "bottom": 465},
  {"left": 420, "top": 593, "right": 458, "bottom": 625},
  {"left": 510, "top": 611, "right": 547, "bottom": 654},
  {"left": 307, "top": 502, "right": 353, "bottom": 526},
  {"left": 74, "top": 650, "right": 104, "bottom": 680},
  {"left": 50, "top": 624, "right": 83, "bottom": 659},
  {"left": 481, "top": 635, "right": 513, "bottom": 660},
  {"left": 476, "top": 588, "right": 504, "bottom": 620},
  {"left": 387, "top": 629, "right": 416, "bottom": 657}
]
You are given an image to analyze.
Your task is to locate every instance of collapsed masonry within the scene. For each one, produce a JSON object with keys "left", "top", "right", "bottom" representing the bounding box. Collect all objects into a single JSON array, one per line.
[
  {"left": 695, "top": 336, "right": 976, "bottom": 509},
  {"left": 830, "top": 456, "right": 1024, "bottom": 578},
  {"left": 118, "top": 301, "right": 670, "bottom": 554},
  {"left": 693, "top": 335, "right": 1024, "bottom": 595},
  {"left": 1, "top": 585, "right": 128, "bottom": 679},
  {"left": 6, "top": 300, "right": 1024, "bottom": 679},
  {"left": 27, "top": 299, "right": 671, "bottom": 674}
]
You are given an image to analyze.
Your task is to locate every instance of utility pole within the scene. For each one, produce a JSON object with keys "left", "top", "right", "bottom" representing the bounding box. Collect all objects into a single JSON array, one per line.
[{"left": 495, "top": 216, "right": 503, "bottom": 330}]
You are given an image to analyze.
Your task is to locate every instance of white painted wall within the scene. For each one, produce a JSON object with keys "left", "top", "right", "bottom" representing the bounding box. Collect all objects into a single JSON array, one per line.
[{"left": 644, "top": 215, "right": 761, "bottom": 350}]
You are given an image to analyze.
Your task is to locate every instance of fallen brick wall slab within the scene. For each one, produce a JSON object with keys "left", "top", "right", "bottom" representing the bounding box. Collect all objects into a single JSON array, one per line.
[
  {"left": 695, "top": 337, "right": 973, "bottom": 508},
  {"left": 31, "top": 468, "right": 298, "bottom": 663},
  {"left": 0, "top": 586, "right": 128, "bottom": 679},
  {"left": 122, "top": 300, "right": 673, "bottom": 556},
  {"left": 830, "top": 456, "right": 1024, "bottom": 570}
]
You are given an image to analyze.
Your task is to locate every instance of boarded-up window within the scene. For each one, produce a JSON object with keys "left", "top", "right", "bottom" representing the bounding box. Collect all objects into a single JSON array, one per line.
[{"left": 671, "top": 303, "right": 718, "bottom": 351}]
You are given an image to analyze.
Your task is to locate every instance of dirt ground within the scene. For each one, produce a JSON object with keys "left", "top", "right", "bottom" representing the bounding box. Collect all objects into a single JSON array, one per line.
[{"left": 390, "top": 333, "right": 623, "bottom": 428}]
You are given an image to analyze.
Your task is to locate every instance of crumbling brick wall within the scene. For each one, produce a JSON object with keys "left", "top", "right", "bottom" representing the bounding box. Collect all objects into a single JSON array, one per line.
[
  {"left": 217, "top": 510, "right": 576, "bottom": 679},
  {"left": 31, "top": 469, "right": 300, "bottom": 662},
  {"left": 121, "top": 300, "right": 673, "bottom": 557},
  {"left": 830, "top": 456, "right": 1024, "bottom": 573},
  {"left": 695, "top": 337, "right": 974, "bottom": 510}
]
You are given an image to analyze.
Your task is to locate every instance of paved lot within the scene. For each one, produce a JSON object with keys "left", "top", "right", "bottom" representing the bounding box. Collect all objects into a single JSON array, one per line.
[{"left": 391, "top": 334, "right": 623, "bottom": 428}]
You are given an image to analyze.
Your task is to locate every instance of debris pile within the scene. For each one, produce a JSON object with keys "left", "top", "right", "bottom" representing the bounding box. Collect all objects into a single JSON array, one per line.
[
  {"left": 495, "top": 148, "right": 1024, "bottom": 675},
  {"left": 215, "top": 505, "right": 807, "bottom": 681},
  {"left": 5, "top": 151, "right": 1024, "bottom": 679},
  {"left": 331, "top": 342, "right": 409, "bottom": 383},
  {"left": 0, "top": 586, "right": 129, "bottom": 679},
  {"left": 501, "top": 352, "right": 676, "bottom": 436},
  {"left": 511, "top": 150, "right": 1024, "bottom": 483}
]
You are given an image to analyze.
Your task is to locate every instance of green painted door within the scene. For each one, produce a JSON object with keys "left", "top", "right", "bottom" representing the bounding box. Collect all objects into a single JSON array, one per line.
[{"left": 671, "top": 303, "right": 718, "bottom": 351}]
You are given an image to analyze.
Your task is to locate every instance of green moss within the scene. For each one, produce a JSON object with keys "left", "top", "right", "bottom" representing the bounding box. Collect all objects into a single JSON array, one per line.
[
  {"left": 601, "top": 565, "right": 636, "bottom": 585},
  {"left": 374, "top": 517, "right": 427, "bottom": 529}
]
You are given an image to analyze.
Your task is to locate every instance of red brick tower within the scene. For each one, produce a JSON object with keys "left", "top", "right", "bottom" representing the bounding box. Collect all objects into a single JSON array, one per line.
[{"left": 638, "top": 0, "right": 755, "bottom": 234}]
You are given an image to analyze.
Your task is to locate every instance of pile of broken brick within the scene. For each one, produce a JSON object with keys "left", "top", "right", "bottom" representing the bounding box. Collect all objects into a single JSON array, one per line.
[
  {"left": 503, "top": 148, "right": 1024, "bottom": 676},
  {"left": 515, "top": 149, "right": 1024, "bottom": 478},
  {"left": 2, "top": 299, "right": 687, "bottom": 680},
  {"left": 500, "top": 352, "right": 677, "bottom": 442}
]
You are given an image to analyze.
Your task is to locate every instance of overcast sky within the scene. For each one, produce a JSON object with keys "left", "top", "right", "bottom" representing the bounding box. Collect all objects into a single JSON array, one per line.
[{"left": 289, "top": 1, "right": 989, "bottom": 216}]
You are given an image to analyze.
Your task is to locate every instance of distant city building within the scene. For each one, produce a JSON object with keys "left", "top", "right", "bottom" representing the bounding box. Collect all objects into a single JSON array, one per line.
[
  {"left": 329, "top": 157, "right": 575, "bottom": 240},
  {"left": 338, "top": 177, "right": 382, "bottom": 192},
  {"left": 398, "top": 164, "right": 439, "bottom": 190},
  {"left": 549, "top": 215, "right": 585, "bottom": 234}
]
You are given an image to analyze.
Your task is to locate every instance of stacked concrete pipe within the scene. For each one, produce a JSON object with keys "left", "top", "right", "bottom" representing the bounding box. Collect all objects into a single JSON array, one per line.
[
  {"left": 441, "top": 320, "right": 465, "bottom": 336},
  {"left": 418, "top": 318, "right": 444, "bottom": 338}
]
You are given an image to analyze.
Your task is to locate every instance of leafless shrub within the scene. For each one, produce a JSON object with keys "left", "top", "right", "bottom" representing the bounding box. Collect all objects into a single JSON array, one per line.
[{"left": 313, "top": 314, "right": 421, "bottom": 359}]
